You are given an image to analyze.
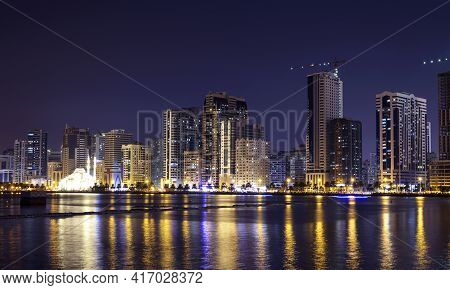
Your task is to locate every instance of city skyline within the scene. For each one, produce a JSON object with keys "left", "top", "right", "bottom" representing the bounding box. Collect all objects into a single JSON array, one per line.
[{"left": 1, "top": 1, "right": 449, "bottom": 159}]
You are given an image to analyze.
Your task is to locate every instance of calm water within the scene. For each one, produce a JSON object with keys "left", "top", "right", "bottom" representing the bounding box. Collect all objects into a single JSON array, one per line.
[{"left": 0, "top": 193, "right": 448, "bottom": 270}]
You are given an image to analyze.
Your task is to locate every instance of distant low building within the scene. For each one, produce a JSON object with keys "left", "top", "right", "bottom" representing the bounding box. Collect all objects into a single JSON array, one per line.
[
  {"left": 0, "top": 154, "right": 13, "bottom": 183},
  {"left": 183, "top": 150, "right": 201, "bottom": 187}
]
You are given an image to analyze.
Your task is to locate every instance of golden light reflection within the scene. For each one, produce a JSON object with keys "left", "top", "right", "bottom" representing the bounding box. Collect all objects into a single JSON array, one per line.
[
  {"left": 107, "top": 215, "right": 117, "bottom": 269},
  {"left": 49, "top": 219, "right": 61, "bottom": 268},
  {"left": 142, "top": 212, "right": 155, "bottom": 267},
  {"left": 160, "top": 211, "right": 174, "bottom": 269},
  {"left": 346, "top": 199, "right": 360, "bottom": 269},
  {"left": 380, "top": 197, "right": 394, "bottom": 269},
  {"left": 124, "top": 215, "right": 134, "bottom": 268},
  {"left": 182, "top": 210, "right": 192, "bottom": 269},
  {"left": 313, "top": 197, "right": 326, "bottom": 269},
  {"left": 415, "top": 198, "right": 429, "bottom": 269},
  {"left": 255, "top": 207, "right": 268, "bottom": 269},
  {"left": 215, "top": 208, "right": 238, "bottom": 269},
  {"left": 283, "top": 198, "right": 296, "bottom": 269}
]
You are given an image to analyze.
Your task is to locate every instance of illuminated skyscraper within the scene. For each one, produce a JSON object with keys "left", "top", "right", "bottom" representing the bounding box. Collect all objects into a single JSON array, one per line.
[
  {"left": 235, "top": 139, "right": 270, "bottom": 189},
  {"left": 376, "top": 91, "right": 427, "bottom": 187},
  {"left": 104, "top": 129, "right": 133, "bottom": 186},
  {"left": 306, "top": 72, "right": 343, "bottom": 187},
  {"left": 328, "top": 118, "right": 362, "bottom": 184},
  {"left": 438, "top": 71, "right": 450, "bottom": 159},
  {"left": 13, "top": 140, "right": 26, "bottom": 183},
  {"left": 201, "top": 92, "right": 247, "bottom": 187},
  {"left": 25, "top": 129, "right": 48, "bottom": 179},
  {"left": 183, "top": 150, "right": 201, "bottom": 187},
  {"left": 162, "top": 108, "right": 201, "bottom": 186},
  {"left": 62, "top": 126, "right": 92, "bottom": 177},
  {"left": 121, "top": 143, "right": 151, "bottom": 186}
]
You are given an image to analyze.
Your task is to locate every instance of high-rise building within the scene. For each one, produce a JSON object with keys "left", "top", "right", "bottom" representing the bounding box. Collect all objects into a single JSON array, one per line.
[
  {"left": 47, "top": 161, "right": 62, "bottom": 187},
  {"left": 376, "top": 91, "right": 427, "bottom": 188},
  {"left": 121, "top": 143, "right": 151, "bottom": 186},
  {"left": 426, "top": 121, "right": 432, "bottom": 154},
  {"left": 430, "top": 71, "right": 450, "bottom": 189},
  {"left": 306, "top": 72, "right": 343, "bottom": 187},
  {"left": 328, "top": 118, "right": 362, "bottom": 184},
  {"left": 367, "top": 152, "right": 377, "bottom": 186},
  {"left": 287, "top": 145, "right": 306, "bottom": 183},
  {"left": 62, "top": 126, "right": 92, "bottom": 177},
  {"left": 148, "top": 138, "right": 163, "bottom": 187},
  {"left": 183, "top": 150, "right": 201, "bottom": 187},
  {"left": 235, "top": 139, "right": 270, "bottom": 189},
  {"left": 162, "top": 108, "right": 201, "bottom": 186},
  {"left": 201, "top": 92, "right": 248, "bottom": 187},
  {"left": 269, "top": 152, "right": 287, "bottom": 188},
  {"left": 0, "top": 153, "right": 14, "bottom": 183},
  {"left": 93, "top": 133, "right": 106, "bottom": 161},
  {"left": 438, "top": 71, "right": 450, "bottom": 160},
  {"left": 104, "top": 129, "right": 133, "bottom": 185},
  {"left": 25, "top": 129, "right": 48, "bottom": 179},
  {"left": 13, "top": 140, "right": 26, "bottom": 183}
]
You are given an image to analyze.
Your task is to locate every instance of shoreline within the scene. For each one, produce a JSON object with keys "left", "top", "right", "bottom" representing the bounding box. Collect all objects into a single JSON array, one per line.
[{"left": 1, "top": 190, "right": 449, "bottom": 198}]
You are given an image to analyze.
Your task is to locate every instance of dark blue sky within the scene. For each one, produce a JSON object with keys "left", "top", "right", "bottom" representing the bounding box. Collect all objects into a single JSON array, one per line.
[{"left": 1, "top": 0, "right": 449, "bottom": 158}]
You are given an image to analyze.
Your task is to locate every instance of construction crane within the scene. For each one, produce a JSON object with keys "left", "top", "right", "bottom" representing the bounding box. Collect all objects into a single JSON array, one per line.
[
  {"left": 290, "top": 59, "right": 347, "bottom": 76},
  {"left": 422, "top": 57, "right": 448, "bottom": 65}
]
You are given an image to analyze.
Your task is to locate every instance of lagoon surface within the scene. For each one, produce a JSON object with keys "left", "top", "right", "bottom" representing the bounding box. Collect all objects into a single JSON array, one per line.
[{"left": 0, "top": 193, "right": 448, "bottom": 269}]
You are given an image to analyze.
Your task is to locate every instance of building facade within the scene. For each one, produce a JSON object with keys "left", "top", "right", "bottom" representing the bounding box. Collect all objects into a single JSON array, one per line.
[
  {"left": 376, "top": 91, "right": 427, "bottom": 188},
  {"left": 25, "top": 129, "right": 48, "bottom": 180},
  {"left": 287, "top": 145, "right": 306, "bottom": 184},
  {"left": 269, "top": 151, "right": 287, "bottom": 188},
  {"left": 0, "top": 154, "right": 14, "bottom": 183},
  {"left": 306, "top": 72, "right": 343, "bottom": 187},
  {"left": 162, "top": 108, "right": 201, "bottom": 186},
  {"left": 62, "top": 126, "right": 92, "bottom": 178},
  {"left": 13, "top": 140, "right": 26, "bottom": 183},
  {"left": 430, "top": 71, "right": 450, "bottom": 189},
  {"left": 148, "top": 138, "right": 163, "bottom": 187},
  {"left": 235, "top": 139, "right": 270, "bottom": 189},
  {"left": 183, "top": 150, "right": 201, "bottom": 187},
  {"left": 201, "top": 92, "right": 247, "bottom": 187},
  {"left": 328, "top": 118, "right": 362, "bottom": 184},
  {"left": 104, "top": 129, "right": 133, "bottom": 185},
  {"left": 121, "top": 144, "right": 151, "bottom": 186}
]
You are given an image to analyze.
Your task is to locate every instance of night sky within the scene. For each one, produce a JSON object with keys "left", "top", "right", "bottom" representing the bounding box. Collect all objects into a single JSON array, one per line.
[{"left": 1, "top": 0, "right": 449, "bottom": 159}]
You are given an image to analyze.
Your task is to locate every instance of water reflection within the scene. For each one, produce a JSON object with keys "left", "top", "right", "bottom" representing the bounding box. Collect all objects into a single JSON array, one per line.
[
  {"left": 346, "top": 198, "right": 360, "bottom": 269},
  {"left": 255, "top": 206, "right": 268, "bottom": 269},
  {"left": 313, "top": 196, "right": 327, "bottom": 269},
  {"left": 0, "top": 194, "right": 448, "bottom": 270},
  {"left": 283, "top": 195, "right": 296, "bottom": 269},
  {"left": 215, "top": 208, "right": 238, "bottom": 269},
  {"left": 415, "top": 198, "right": 429, "bottom": 269},
  {"left": 380, "top": 197, "right": 394, "bottom": 269}
]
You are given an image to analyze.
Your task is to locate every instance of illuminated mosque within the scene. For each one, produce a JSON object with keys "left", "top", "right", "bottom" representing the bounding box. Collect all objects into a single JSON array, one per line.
[{"left": 57, "top": 157, "right": 96, "bottom": 191}]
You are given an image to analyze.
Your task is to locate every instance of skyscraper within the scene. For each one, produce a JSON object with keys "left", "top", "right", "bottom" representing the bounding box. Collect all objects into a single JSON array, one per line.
[
  {"left": 104, "top": 129, "right": 133, "bottom": 185},
  {"left": 430, "top": 71, "right": 450, "bottom": 189},
  {"left": 235, "top": 139, "right": 270, "bottom": 189},
  {"left": 13, "top": 140, "right": 26, "bottom": 183},
  {"left": 0, "top": 153, "right": 13, "bottom": 183},
  {"left": 367, "top": 152, "right": 377, "bottom": 186},
  {"left": 269, "top": 151, "right": 287, "bottom": 188},
  {"left": 148, "top": 137, "right": 163, "bottom": 187},
  {"left": 25, "top": 129, "right": 48, "bottom": 179},
  {"left": 201, "top": 92, "right": 247, "bottom": 187},
  {"left": 287, "top": 145, "right": 307, "bottom": 184},
  {"left": 376, "top": 91, "right": 427, "bottom": 188},
  {"left": 306, "top": 72, "right": 343, "bottom": 187},
  {"left": 426, "top": 121, "right": 432, "bottom": 154},
  {"left": 162, "top": 108, "right": 201, "bottom": 186},
  {"left": 121, "top": 143, "right": 151, "bottom": 186},
  {"left": 328, "top": 118, "right": 362, "bottom": 184},
  {"left": 62, "top": 126, "right": 92, "bottom": 177},
  {"left": 183, "top": 150, "right": 201, "bottom": 187}
]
